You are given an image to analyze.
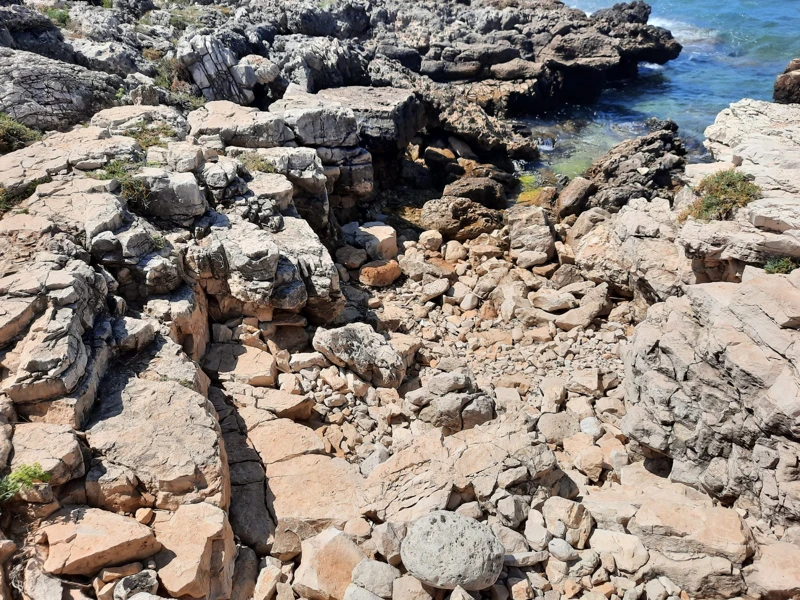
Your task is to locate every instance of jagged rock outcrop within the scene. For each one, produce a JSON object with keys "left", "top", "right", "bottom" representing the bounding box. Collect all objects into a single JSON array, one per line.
[
  {"left": 0, "top": 47, "right": 122, "bottom": 130},
  {"left": 624, "top": 274, "right": 800, "bottom": 524},
  {"left": 774, "top": 58, "right": 800, "bottom": 105}
]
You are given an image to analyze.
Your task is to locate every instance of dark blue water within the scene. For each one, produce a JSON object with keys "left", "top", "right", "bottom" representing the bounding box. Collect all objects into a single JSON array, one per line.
[{"left": 526, "top": 0, "right": 800, "bottom": 177}]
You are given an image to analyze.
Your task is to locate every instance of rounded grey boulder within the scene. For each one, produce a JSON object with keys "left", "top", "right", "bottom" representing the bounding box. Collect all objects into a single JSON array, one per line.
[{"left": 400, "top": 511, "right": 504, "bottom": 590}]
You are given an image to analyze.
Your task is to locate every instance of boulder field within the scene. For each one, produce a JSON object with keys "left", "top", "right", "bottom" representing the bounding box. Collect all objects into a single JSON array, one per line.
[{"left": 0, "top": 1, "right": 799, "bottom": 600}]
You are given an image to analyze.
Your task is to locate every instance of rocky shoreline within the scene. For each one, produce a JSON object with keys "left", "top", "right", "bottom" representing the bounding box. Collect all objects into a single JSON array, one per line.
[{"left": 0, "top": 1, "right": 798, "bottom": 600}]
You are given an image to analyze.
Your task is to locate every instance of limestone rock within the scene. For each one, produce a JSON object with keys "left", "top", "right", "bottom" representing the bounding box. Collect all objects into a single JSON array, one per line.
[
  {"left": 401, "top": 511, "right": 504, "bottom": 591},
  {"left": 41, "top": 507, "right": 160, "bottom": 576},
  {"left": 0, "top": 47, "right": 121, "bottom": 130},
  {"left": 85, "top": 376, "right": 228, "bottom": 511},
  {"left": 11, "top": 423, "right": 84, "bottom": 486},
  {"left": 293, "top": 528, "right": 367, "bottom": 600},
  {"left": 421, "top": 197, "right": 503, "bottom": 243},
  {"left": 313, "top": 324, "right": 406, "bottom": 388},
  {"left": 188, "top": 101, "right": 293, "bottom": 148},
  {"left": 153, "top": 503, "right": 236, "bottom": 600}
]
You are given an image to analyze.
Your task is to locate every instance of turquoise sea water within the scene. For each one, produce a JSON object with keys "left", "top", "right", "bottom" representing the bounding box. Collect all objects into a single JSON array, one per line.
[{"left": 525, "top": 0, "right": 800, "bottom": 177}]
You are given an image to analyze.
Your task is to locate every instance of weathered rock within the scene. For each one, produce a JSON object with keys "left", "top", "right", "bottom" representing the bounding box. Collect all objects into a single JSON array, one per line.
[
  {"left": 40, "top": 507, "right": 160, "bottom": 576},
  {"left": 0, "top": 47, "right": 121, "bottom": 130},
  {"left": 153, "top": 503, "right": 236, "bottom": 600},
  {"left": 85, "top": 376, "right": 228, "bottom": 511},
  {"left": 11, "top": 423, "right": 84, "bottom": 486},
  {"left": 774, "top": 58, "right": 800, "bottom": 105},
  {"left": 266, "top": 454, "right": 364, "bottom": 529},
  {"left": 421, "top": 197, "right": 503, "bottom": 243},
  {"left": 401, "top": 511, "right": 504, "bottom": 591},
  {"left": 313, "top": 324, "right": 406, "bottom": 388},
  {"left": 744, "top": 542, "right": 800, "bottom": 599},
  {"left": 293, "top": 528, "right": 367, "bottom": 600},
  {"left": 188, "top": 101, "right": 293, "bottom": 148}
]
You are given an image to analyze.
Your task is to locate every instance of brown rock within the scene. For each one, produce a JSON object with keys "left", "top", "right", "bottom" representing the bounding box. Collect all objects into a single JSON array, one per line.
[
  {"left": 41, "top": 507, "right": 160, "bottom": 576},
  {"left": 153, "top": 503, "right": 236, "bottom": 599},
  {"left": 293, "top": 528, "right": 367, "bottom": 600},
  {"left": 359, "top": 260, "right": 402, "bottom": 287},
  {"left": 266, "top": 454, "right": 364, "bottom": 529},
  {"left": 203, "top": 343, "right": 278, "bottom": 386},
  {"left": 556, "top": 177, "right": 596, "bottom": 218}
]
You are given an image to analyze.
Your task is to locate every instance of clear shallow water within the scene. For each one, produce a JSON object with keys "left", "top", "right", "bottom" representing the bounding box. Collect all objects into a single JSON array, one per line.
[{"left": 523, "top": 0, "right": 800, "bottom": 179}]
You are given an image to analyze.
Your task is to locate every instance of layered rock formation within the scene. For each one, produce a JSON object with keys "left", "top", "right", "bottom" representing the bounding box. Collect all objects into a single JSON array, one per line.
[{"left": 0, "top": 3, "right": 798, "bottom": 600}]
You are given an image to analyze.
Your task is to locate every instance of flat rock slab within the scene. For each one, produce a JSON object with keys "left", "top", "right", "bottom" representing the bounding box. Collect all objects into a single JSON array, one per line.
[
  {"left": 85, "top": 376, "right": 228, "bottom": 510},
  {"left": 41, "top": 506, "right": 160, "bottom": 576},
  {"left": 203, "top": 343, "right": 278, "bottom": 387},
  {"left": 266, "top": 454, "right": 364, "bottom": 529},
  {"left": 153, "top": 503, "right": 236, "bottom": 600}
]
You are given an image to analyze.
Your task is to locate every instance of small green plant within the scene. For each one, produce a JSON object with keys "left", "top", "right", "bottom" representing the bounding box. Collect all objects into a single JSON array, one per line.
[
  {"left": 168, "top": 6, "right": 202, "bottom": 32},
  {"left": 239, "top": 152, "right": 277, "bottom": 174},
  {"left": 0, "top": 463, "right": 51, "bottom": 502},
  {"left": 764, "top": 257, "right": 800, "bottom": 275},
  {"left": 88, "top": 160, "right": 151, "bottom": 208},
  {"left": 43, "top": 7, "right": 70, "bottom": 26},
  {"left": 0, "top": 113, "right": 41, "bottom": 154},
  {"left": 173, "top": 92, "right": 206, "bottom": 111},
  {"left": 151, "top": 232, "right": 165, "bottom": 250},
  {"left": 102, "top": 0, "right": 114, "bottom": 8},
  {"left": 679, "top": 170, "right": 761, "bottom": 222},
  {"left": 129, "top": 121, "right": 177, "bottom": 149},
  {"left": 115, "top": 87, "right": 126, "bottom": 101}
]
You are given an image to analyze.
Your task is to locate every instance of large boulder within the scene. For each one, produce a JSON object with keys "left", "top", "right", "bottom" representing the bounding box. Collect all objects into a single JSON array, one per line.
[
  {"left": 400, "top": 511, "right": 504, "bottom": 591},
  {"left": 316, "top": 86, "right": 426, "bottom": 152},
  {"left": 313, "top": 324, "right": 406, "bottom": 388},
  {"left": 153, "top": 503, "right": 236, "bottom": 600},
  {"left": 293, "top": 528, "right": 367, "bottom": 600},
  {"left": 0, "top": 47, "right": 121, "bottom": 130},
  {"left": 774, "top": 58, "right": 800, "bottom": 105},
  {"left": 187, "top": 101, "right": 293, "bottom": 148},
  {"left": 85, "top": 375, "right": 229, "bottom": 511},
  {"left": 40, "top": 507, "right": 160, "bottom": 576},
  {"left": 623, "top": 275, "right": 800, "bottom": 524},
  {"left": 420, "top": 197, "right": 503, "bottom": 243}
]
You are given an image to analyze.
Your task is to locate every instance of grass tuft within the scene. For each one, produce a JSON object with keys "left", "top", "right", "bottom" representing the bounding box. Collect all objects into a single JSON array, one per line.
[
  {"left": 239, "top": 153, "right": 276, "bottom": 174},
  {"left": 0, "top": 463, "right": 51, "bottom": 503},
  {"left": 88, "top": 160, "right": 151, "bottom": 208},
  {"left": 764, "top": 257, "right": 800, "bottom": 275},
  {"left": 0, "top": 113, "right": 41, "bottom": 155},
  {"left": 679, "top": 169, "right": 761, "bottom": 222},
  {"left": 129, "top": 121, "right": 177, "bottom": 149},
  {"left": 43, "top": 7, "right": 70, "bottom": 27}
]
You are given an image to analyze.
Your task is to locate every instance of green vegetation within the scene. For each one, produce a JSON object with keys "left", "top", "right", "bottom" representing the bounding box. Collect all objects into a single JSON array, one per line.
[
  {"left": 102, "top": 0, "right": 114, "bottom": 8},
  {"left": 129, "top": 121, "right": 177, "bottom": 149},
  {"left": 152, "top": 58, "right": 205, "bottom": 110},
  {"left": 43, "top": 7, "right": 70, "bottom": 27},
  {"left": 0, "top": 113, "right": 41, "bottom": 154},
  {"left": 679, "top": 169, "right": 761, "bottom": 222},
  {"left": 239, "top": 152, "right": 277, "bottom": 174},
  {"left": 153, "top": 58, "right": 184, "bottom": 90},
  {"left": 168, "top": 6, "right": 202, "bottom": 32},
  {"left": 151, "top": 232, "right": 165, "bottom": 250},
  {"left": 174, "top": 92, "right": 206, "bottom": 111},
  {"left": 142, "top": 47, "right": 164, "bottom": 62},
  {"left": 0, "top": 463, "right": 51, "bottom": 502},
  {"left": 88, "top": 160, "right": 151, "bottom": 208},
  {"left": 764, "top": 257, "right": 800, "bottom": 275}
]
